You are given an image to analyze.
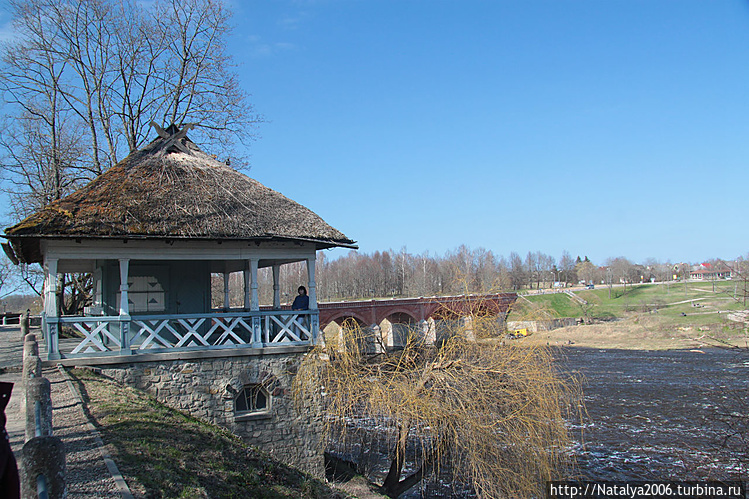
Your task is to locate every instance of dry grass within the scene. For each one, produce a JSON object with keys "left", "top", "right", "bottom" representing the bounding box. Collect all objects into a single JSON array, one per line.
[{"left": 520, "top": 313, "right": 749, "bottom": 350}]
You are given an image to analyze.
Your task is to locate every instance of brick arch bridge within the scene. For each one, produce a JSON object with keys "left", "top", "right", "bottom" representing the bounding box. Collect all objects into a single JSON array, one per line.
[{"left": 317, "top": 293, "right": 517, "bottom": 328}]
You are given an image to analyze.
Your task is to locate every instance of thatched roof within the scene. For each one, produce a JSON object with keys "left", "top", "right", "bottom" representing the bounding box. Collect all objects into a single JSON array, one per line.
[{"left": 4, "top": 127, "right": 356, "bottom": 264}]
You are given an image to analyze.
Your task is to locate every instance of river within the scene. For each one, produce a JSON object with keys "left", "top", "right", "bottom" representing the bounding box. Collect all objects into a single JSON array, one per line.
[
  {"left": 396, "top": 347, "right": 749, "bottom": 497},
  {"left": 562, "top": 347, "right": 748, "bottom": 482}
]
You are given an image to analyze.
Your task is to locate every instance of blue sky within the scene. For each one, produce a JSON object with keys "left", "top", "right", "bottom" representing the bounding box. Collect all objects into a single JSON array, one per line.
[
  {"left": 4, "top": 1, "right": 749, "bottom": 265},
  {"left": 226, "top": 0, "right": 749, "bottom": 264}
]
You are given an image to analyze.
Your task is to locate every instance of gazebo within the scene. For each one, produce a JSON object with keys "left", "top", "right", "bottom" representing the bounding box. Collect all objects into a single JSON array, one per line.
[{"left": 3, "top": 125, "right": 357, "bottom": 361}]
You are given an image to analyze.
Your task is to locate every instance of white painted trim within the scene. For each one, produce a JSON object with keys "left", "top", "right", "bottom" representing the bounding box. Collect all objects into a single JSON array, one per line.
[
  {"left": 49, "top": 310, "right": 319, "bottom": 360},
  {"left": 43, "top": 239, "right": 316, "bottom": 262}
]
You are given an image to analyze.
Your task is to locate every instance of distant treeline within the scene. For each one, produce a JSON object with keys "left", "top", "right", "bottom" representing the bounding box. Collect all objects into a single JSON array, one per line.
[
  {"left": 0, "top": 294, "right": 42, "bottom": 314},
  {"left": 7, "top": 247, "right": 737, "bottom": 311},
  {"left": 242, "top": 246, "right": 711, "bottom": 305}
]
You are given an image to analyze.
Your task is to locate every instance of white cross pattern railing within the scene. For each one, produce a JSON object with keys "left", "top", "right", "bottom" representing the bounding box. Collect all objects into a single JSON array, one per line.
[
  {"left": 264, "top": 313, "right": 311, "bottom": 343},
  {"left": 68, "top": 319, "right": 122, "bottom": 354},
  {"left": 51, "top": 310, "right": 317, "bottom": 359}
]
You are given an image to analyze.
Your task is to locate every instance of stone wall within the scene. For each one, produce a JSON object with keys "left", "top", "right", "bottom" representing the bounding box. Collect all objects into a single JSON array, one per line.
[{"left": 98, "top": 350, "right": 323, "bottom": 476}]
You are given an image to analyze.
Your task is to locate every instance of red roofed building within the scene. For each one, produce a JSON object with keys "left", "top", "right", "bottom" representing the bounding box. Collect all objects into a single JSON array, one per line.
[{"left": 689, "top": 262, "right": 732, "bottom": 280}]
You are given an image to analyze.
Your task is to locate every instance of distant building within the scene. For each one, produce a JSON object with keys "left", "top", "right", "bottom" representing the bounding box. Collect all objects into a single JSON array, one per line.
[{"left": 689, "top": 262, "right": 732, "bottom": 280}]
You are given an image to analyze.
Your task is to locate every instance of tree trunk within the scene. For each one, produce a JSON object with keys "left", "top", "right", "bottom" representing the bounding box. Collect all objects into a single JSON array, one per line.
[{"left": 381, "top": 422, "right": 409, "bottom": 496}]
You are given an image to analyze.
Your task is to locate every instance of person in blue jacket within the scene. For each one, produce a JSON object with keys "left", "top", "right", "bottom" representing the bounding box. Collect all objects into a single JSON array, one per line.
[{"left": 291, "top": 286, "right": 309, "bottom": 310}]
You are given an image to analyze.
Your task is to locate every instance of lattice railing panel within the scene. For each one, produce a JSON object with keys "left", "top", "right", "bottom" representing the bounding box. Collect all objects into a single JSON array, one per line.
[
  {"left": 53, "top": 310, "right": 316, "bottom": 358},
  {"left": 265, "top": 313, "right": 311, "bottom": 343},
  {"left": 67, "top": 320, "right": 121, "bottom": 354}
]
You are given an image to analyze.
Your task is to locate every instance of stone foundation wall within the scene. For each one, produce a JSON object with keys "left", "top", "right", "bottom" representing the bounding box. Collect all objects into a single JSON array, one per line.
[{"left": 98, "top": 351, "right": 323, "bottom": 476}]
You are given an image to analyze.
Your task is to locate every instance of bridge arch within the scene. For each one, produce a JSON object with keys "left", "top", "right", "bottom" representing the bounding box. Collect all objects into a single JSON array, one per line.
[
  {"left": 320, "top": 312, "right": 370, "bottom": 329},
  {"left": 318, "top": 293, "right": 517, "bottom": 348},
  {"left": 380, "top": 308, "right": 419, "bottom": 325}
]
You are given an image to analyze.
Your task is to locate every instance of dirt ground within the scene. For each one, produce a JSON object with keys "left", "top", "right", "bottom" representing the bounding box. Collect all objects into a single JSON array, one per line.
[{"left": 519, "top": 314, "right": 749, "bottom": 350}]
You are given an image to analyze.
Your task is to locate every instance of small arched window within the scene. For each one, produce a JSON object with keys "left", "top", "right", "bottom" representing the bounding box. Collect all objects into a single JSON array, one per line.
[{"left": 235, "top": 384, "right": 269, "bottom": 414}]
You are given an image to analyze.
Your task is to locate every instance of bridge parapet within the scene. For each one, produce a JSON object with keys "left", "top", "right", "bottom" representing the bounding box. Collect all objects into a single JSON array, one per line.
[{"left": 318, "top": 293, "right": 517, "bottom": 328}]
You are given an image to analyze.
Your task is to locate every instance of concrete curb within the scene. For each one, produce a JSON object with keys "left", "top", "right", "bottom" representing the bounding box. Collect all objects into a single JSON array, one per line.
[{"left": 56, "top": 365, "right": 135, "bottom": 499}]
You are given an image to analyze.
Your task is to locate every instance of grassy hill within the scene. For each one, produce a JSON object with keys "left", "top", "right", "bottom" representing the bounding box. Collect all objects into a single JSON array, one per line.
[
  {"left": 512, "top": 281, "right": 744, "bottom": 320},
  {"left": 69, "top": 368, "right": 350, "bottom": 499},
  {"left": 509, "top": 281, "right": 749, "bottom": 349}
]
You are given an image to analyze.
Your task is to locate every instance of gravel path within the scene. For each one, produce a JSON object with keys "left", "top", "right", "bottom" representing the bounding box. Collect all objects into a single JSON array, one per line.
[
  {"left": 0, "top": 325, "right": 131, "bottom": 498},
  {"left": 47, "top": 365, "right": 128, "bottom": 498}
]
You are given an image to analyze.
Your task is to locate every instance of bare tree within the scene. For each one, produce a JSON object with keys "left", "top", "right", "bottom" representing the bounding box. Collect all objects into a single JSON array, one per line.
[
  {"left": 1, "top": 0, "right": 261, "bottom": 298},
  {"left": 508, "top": 251, "right": 525, "bottom": 290},
  {"left": 606, "top": 257, "right": 634, "bottom": 294},
  {"left": 0, "top": 0, "right": 89, "bottom": 217},
  {"left": 0, "top": 257, "right": 20, "bottom": 298},
  {"left": 524, "top": 251, "right": 537, "bottom": 289},
  {"left": 559, "top": 250, "right": 576, "bottom": 287},
  {"left": 576, "top": 259, "right": 600, "bottom": 286},
  {"left": 537, "top": 252, "right": 555, "bottom": 289},
  {"left": 0, "top": 0, "right": 260, "bottom": 215},
  {"left": 152, "top": 0, "right": 254, "bottom": 151}
]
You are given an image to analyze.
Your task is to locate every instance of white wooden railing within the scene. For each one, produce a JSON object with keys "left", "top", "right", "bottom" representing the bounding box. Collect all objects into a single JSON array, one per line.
[{"left": 43, "top": 310, "right": 319, "bottom": 360}]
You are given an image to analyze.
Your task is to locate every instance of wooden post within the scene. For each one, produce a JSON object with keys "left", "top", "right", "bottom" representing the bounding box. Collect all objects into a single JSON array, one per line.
[
  {"left": 272, "top": 265, "right": 281, "bottom": 309},
  {"left": 118, "top": 259, "right": 131, "bottom": 352},
  {"left": 243, "top": 265, "right": 250, "bottom": 310},
  {"left": 307, "top": 257, "right": 319, "bottom": 344},
  {"left": 44, "top": 258, "right": 60, "bottom": 360},
  {"left": 249, "top": 259, "right": 261, "bottom": 347},
  {"left": 250, "top": 259, "right": 259, "bottom": 311},
  {"left": 306, "top": 257, "right": 317, "bottom": 309},
  {"left": 223, "top": 272, "right": 230, "bottom": 310},
  {"left": 43, "top": 259, "right": 58, "bottom": 319},
  {"left": 118, "top": 259, "right": 130, "bottom": 316}
]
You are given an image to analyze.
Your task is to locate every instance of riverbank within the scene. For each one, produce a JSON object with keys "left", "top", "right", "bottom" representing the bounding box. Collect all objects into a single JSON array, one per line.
[{"left": 519, "top": 312, "right": 748, "bottom": 350}]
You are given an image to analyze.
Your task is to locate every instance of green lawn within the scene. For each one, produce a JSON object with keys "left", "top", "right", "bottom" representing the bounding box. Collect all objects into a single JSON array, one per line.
[
  {"left": 511, "top": 281, "right": 745, "bottom": 326},
  {"left": 519, "top": 293, "right": 582, "bottom": 318}
]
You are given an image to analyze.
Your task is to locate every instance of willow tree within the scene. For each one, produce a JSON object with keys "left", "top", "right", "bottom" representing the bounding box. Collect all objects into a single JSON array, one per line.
[{"left": 294, "top": 311, "right": 580, "bottom": 498}]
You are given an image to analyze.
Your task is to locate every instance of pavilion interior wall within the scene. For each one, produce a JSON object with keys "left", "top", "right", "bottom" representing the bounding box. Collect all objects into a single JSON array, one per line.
[{"left": 98, "top": 260, "right": 211, "bottom": 316}]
